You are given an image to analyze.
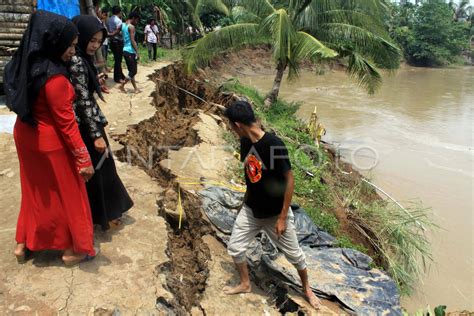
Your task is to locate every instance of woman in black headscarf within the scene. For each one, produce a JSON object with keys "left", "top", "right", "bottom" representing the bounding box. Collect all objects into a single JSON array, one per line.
[
  {"left": 69, "top": 15, "right": 133, "bottom": 231},
  {"left": 4, "top": 11, "right": 96, "bottom": 266}
]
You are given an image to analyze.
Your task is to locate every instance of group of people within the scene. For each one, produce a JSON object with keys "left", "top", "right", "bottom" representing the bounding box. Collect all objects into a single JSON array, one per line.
[
  {"left": 99, "top": 6, "right": 141, "bottom": 93},
  {"left": 97, "top": 6, "right": 160, "bottom": 94},
  {"left": 4, "top": 10, "right": 133, "bottom": 266},
  {"left": 4, "top": 8, "right": 322, "bottom": 310}
]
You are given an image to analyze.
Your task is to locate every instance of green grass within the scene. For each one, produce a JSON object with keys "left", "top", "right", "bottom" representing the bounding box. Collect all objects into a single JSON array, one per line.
[
  {"left": 221, "top": 79, "right": 436, "bottom": 296},
  {"left": 335, "top": 236, "right": 369, "bottom": 254},
  {"left": 104, "top": 45, "right": 181, "bottom": 68},
  {"left": 135, "top": 44, "right": 181, "bottom": 64},
  {"left": 305, "top": 207, "right": 339, "bottom": 236}
]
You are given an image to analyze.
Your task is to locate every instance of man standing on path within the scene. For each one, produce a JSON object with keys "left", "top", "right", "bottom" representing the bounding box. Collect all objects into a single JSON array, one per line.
[
  {"left": 120, "top": 12, "right": 141, "bottom": 94},
  {"left": 107, "top": 6, "right": 125, "bottom": 83},
  {"left": 144, "top": 18, "right": 159, "bottom": 61},
  {"left": 223, "top": 101, "right": 321, "bottom": 310}
]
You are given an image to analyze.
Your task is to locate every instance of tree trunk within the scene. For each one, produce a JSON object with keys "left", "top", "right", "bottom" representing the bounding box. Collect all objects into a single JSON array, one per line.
[{"left": 264, "top": 60, "right": 287, "bottom": 107}]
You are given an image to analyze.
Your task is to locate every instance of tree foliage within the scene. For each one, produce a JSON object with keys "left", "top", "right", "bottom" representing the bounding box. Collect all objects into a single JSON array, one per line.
[
  {"left": 100, "top": 0, "right": 231, "bottom": 44},
  {"left": 388, "top": 0, "right": 471, "bottom": 66},
  {"left": 184, "top": 0, "right": 401, "bottom": 103}
]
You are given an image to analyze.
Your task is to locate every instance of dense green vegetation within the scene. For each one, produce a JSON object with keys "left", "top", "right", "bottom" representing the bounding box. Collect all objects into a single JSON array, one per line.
[
  {"left": 101, "top": 0, "right": 472, "bottom": 68},
  {"left": 100, "top": 0, "right": 232, "bottom": 45},
  {"left": 387, "top": 0, "right": 472, "bottom": 66}
]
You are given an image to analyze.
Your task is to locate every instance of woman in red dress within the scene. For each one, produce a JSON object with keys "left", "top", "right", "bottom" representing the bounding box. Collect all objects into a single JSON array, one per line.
[{"left": 3, "top": 11, "right": 97, "bottom": 266}]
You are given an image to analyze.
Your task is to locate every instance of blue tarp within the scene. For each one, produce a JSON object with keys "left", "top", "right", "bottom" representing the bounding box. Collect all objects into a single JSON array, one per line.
[{"left": 37, "top": 0, "right": 81, "bottom": 19}]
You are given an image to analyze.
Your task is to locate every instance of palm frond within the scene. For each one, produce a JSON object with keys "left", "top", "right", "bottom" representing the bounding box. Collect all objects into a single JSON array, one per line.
[
  {"left": 287, "top": 31, "right": 338, "bottom": 79},
  {"left": 232, "top": 0, "right": 275, "bottom": 19},
  {"left": 320, "top": 23, "right": 401, "bottom": 69},
  {"left": 292, "top": 31, "right": 338, "bottom": 62},
  {"left": 261, "top": 9, "right": 298, "bottom": 63},
  {"left": 299, "top": 9, "right": 389, "bottom": 37},
  {"left": 347, "top": 52, "right": 382, "bottom": 95},
  {"left": 183, "top": 23, "right": 266, "bottom": 73},
  {"left": 196, "top": 0, "right": 230, "bottom": 17},
  {"left": 231, "top": 6, "right": 262, "bottom": 23}
]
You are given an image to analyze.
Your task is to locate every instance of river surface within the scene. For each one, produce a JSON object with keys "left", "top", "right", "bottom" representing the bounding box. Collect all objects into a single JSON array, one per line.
[{"left": 241, "top": 66, "right": 473, "bottom": 312}]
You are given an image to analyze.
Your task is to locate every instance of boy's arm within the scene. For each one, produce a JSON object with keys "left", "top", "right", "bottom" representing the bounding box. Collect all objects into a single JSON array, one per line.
[
  {"left": 130, "top": 25, "right": 139, "bottom": 57},
  {"left": 276, "top": 158, "right": 294, "bottom": 238},
  {"left": 279, "top": 170, "right": 294, "bottom": 222}
]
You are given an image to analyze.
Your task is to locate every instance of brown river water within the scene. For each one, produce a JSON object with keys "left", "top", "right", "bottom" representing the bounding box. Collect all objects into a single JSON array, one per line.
[{"left": 241, "top": 66, "right": 473, "bottom": 312}]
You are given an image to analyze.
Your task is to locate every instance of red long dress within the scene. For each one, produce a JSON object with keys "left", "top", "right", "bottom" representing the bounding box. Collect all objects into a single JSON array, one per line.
[{"left": 14, "top": 74, "right": 95, "bottom": 256}]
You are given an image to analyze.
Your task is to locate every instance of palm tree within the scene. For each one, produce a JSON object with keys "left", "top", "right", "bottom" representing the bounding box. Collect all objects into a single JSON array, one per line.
[
  {"left": 185, "top": 0, "right": 230, "bottom": 34},
  {"left": 449, "top": 0, "right": 472, "bottom": 22},
  {"left": 184, "top": 0, "right": 401, "bottom": 106}
]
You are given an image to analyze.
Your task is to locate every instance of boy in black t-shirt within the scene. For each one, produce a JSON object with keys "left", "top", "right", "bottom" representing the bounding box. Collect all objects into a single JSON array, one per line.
[{"left": 223, "top": 101, "right": 321, "bottom": 310}]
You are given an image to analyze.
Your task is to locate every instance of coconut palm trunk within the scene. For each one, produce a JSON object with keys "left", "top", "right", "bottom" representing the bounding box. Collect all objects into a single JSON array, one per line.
[{"left": 264, "top": 60, "right": 287, "bottom": 107}]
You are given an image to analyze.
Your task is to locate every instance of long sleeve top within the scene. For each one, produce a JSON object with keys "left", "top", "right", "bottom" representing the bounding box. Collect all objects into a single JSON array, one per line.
[
  {"left": 16, "top": 74, "right": 93, "bottom": 170},
  {"left": 69, "top": 55, "right": 108, "bottom": 140}
]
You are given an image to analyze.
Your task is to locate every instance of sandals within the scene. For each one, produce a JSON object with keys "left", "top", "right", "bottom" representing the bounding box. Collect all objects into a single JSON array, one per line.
[
  {"left": 63, "top": 254, "right": 95, "bottom": 268},
  {"left": 63, "top": 246, "right": 100, "bottom": 267},
  {"left": 108, "top": 218, "right": 123, "bottom": 230}
]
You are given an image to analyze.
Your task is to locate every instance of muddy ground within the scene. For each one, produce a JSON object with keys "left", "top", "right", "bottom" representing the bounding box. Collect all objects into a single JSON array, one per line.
[{"left": 0, "top": 59, "right": 344, "bottom": 314}]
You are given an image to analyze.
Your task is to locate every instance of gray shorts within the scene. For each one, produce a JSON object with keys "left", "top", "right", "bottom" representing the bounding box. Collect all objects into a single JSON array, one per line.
[{"left": 227, "top": 204, "right": 307, "bottom": 270}]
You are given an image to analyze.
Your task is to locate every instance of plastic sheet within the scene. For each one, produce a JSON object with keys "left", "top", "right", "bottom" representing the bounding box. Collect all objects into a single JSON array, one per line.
[
  {"left": 199, "top": 186, "right": 402, "bottom": 315},
  {"left": 37, "top": 0, "right": 81, "bottom": 19}
]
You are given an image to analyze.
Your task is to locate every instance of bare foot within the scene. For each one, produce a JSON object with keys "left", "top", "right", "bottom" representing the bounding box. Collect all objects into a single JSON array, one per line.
[
  {"left": 134, "top": 89, "right": 142, "bottom": 94},
  {"left": 14, "top": 243, "right": 26, "bottom": 257},
  {"left": 109, "top": 218, "right": 123, "bottom": 229},
  {"left": 223, "top": 283, "right": 251, "bottom": 295},
  {"left": 119, "top": 84, "right": 126, "bottom": 93},
  {"left": 62, "top": 252, "right": 87, "bottom": 266},
  {"left": 304, "top": 288, "right": 321, "bottom": 310},
  {"left": 14, "top": 243, "right": 28, "bottom": 263}
]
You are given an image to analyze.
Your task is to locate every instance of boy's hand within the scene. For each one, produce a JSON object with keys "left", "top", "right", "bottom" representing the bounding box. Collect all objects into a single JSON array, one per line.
[{"left": 275, "top": 217, "right": 287, "bottom": 239}]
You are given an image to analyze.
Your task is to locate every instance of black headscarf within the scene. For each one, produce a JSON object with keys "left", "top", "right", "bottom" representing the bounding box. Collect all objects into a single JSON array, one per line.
[
  {"left": 71, "top": 15, "right": 107, "bottom": 101},
  {"left": 4, "top": 10, "right": 78, "bottom": 125}
]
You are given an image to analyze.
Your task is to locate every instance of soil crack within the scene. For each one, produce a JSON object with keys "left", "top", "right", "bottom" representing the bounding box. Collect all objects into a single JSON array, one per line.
[{"left": 116, "top": 64, "right": 229, "bottom": 313}]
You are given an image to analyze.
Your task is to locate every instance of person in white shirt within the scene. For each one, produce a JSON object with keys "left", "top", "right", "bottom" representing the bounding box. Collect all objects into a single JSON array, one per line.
[
  {"left": 144, "top": 19, "right": 159, "bottom": 61},
  {"left": 106, "top": 6, "right": 125, "bottom": 83}
]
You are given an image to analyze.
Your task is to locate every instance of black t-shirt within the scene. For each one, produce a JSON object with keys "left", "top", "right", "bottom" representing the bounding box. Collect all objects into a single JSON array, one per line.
[{"left": 240, "top": 133, "right": 292, "bottom": 218}]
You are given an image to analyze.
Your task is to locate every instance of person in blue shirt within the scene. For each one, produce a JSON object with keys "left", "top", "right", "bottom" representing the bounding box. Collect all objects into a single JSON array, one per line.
[{"left": 119, "top": 12, "right": 141, "bottom": 94}]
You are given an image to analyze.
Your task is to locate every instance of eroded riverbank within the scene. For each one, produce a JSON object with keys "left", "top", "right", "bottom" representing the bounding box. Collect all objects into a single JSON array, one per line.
[{"left": 228, "top": 52, "right": 473, "bottom": 311}]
